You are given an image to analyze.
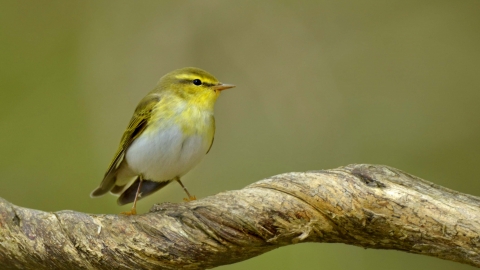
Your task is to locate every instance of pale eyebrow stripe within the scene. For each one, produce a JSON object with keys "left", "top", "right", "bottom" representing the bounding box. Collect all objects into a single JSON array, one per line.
[
  {"left": 175, "top": 74, "right": 193, "bottom": 80},
  {"left": 175, "top": 75, "right": 217, "bottom": 86}
]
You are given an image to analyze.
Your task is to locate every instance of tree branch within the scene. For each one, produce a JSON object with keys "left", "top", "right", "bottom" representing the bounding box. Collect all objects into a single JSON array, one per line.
[{"left": 1, "top": 164, "right": 479, "bottom": 269}]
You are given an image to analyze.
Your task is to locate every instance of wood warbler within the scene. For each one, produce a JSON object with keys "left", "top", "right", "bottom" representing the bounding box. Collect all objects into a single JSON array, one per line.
[{"left": 90, "top": 67, "right": 235, "bottom": 214}]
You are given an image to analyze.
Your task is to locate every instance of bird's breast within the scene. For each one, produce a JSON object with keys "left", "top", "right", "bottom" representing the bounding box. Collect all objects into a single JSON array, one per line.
[{"left": 125, "top": 105, "right": 215, "bottom": 181}]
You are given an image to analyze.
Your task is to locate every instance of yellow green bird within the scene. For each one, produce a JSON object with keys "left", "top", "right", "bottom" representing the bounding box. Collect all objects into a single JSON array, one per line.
[{"left": 90, "top": 67, "right": 235, "bottom": 214}]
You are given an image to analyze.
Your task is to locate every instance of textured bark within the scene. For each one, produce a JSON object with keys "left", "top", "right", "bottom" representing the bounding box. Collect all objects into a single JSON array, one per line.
[{"left": 0, "top": 164, "right": 479, "bottom": 269}]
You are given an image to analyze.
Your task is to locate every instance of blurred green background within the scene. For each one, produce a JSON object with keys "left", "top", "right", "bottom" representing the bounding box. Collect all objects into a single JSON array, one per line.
[{"left": 1, "top": 1, "right": 479, "bottom": 269}]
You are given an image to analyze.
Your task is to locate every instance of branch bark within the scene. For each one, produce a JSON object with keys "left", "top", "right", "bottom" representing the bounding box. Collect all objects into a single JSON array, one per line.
[{"left": 0, "top": 164, "right": 479, "bottom": 269}]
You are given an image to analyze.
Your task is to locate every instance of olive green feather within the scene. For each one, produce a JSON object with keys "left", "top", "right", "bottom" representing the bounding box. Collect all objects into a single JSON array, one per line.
[{"left": 90, "top": 94, "right": 161, "bottom": 197}]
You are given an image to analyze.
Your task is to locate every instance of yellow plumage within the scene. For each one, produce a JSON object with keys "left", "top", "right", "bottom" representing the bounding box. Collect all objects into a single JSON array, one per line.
[{"left": 90, "top": 67, "right": 235, "bottom": 214}]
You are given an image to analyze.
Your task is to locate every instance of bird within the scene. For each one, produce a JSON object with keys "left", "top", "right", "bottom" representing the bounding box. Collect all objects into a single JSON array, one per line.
[{"left": 90, "top": 67, "right": 235, "bottom": 214}]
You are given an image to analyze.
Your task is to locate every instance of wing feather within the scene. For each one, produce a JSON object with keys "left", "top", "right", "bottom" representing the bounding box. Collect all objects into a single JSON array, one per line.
[
  {"left": 206, "top": 116, "right": 215, "bottom": 154},
  {"left": 90, "top": 94, "right": 161, "bottom": 197}
]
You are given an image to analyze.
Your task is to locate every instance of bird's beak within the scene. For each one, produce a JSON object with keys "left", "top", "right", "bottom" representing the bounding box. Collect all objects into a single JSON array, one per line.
[{"left": 213, "top": 83, "right": 235, "bottom": 92}]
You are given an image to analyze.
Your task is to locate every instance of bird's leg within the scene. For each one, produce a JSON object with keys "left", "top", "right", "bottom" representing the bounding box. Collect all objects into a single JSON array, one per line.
[
  {"left": 131, "top": 174, "right": 144, "bottom": 213},
  {"left": 121, "top": 174, "right": 144, "bottom": 215},
  {"left": 175, "top": 177, "right": 196, "bottom": 202}
]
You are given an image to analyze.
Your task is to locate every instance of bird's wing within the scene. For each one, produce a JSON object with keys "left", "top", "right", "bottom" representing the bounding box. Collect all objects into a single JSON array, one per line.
[
  {"left": 206, "top": 116, "right": 215, "bottom": 154},
  {"left": 107, "top": 94, "right": 161, "bottom": 174},
  {"left": 91, "top": 94, "right": 160, "bottom": 196}
]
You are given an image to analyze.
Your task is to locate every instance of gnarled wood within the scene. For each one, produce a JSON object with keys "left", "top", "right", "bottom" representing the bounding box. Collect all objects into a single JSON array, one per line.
[{"left": 0, "top": 164, "right": 479, "bottom": 269}]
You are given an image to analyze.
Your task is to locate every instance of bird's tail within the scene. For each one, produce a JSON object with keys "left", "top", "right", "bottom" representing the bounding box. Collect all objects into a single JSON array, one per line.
[
  {"left": 90, "top": 174, "right": 116, "bottom": 198},
  {"left": 117, "top": 178, "right": 171, "bottom": 205}
]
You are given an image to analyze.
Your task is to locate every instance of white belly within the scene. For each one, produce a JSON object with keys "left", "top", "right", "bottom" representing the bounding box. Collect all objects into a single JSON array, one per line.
[{"left": 125, "top": 124, "right": 211, "bottom": 181}]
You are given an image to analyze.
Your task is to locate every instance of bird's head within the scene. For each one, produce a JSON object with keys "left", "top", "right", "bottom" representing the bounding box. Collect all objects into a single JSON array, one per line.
[{"left": 157, "top": 67, "right": 235, "bottom": 107}]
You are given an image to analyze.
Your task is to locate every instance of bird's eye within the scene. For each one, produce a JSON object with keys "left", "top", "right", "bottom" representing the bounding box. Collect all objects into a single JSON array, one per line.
[{"left": 193, "top": 79, "right": 202, "bottom": 86}]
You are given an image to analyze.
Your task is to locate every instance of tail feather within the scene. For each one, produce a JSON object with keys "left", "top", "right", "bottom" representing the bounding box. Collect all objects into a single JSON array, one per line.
[
  {"left": 110, "top": 184, "right": 127, "bottom": 195},
  {"left": 117, "top": 179, "right": 170, "bottom": 205},
  {"left": 90, "top": 175, "right": 116, "bottom": 197}
]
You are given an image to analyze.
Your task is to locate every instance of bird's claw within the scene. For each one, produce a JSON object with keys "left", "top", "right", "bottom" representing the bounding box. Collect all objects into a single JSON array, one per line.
[
  {"left": 120, "top": 208, "right": 137, "bottom": 215},
  {"left": 183, "top": 195, "right": 197, "bottom": 202}
]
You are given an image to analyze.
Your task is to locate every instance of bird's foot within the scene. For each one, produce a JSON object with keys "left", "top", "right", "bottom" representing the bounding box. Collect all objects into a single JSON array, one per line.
[
  {"left": 120, "top": 208, "right": 137, "bottom": 215},
  {"left": 183, "top": 195, "right": 197, "bottom": 202}
]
